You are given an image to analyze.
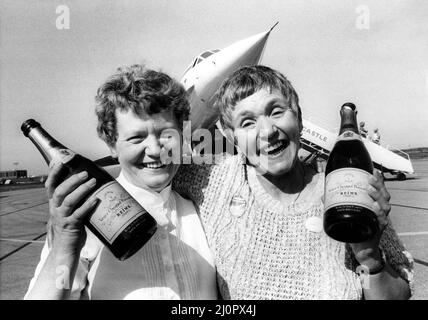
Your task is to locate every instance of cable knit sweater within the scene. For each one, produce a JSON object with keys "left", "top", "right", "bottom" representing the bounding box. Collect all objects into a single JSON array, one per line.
[{"left": 173, "top": 154, "right": 414, "bottom": 300}]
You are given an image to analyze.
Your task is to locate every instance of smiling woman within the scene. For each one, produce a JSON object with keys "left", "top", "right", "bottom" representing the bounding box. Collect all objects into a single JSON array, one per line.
[
  {"left": 112, "top": 109, "right": 181, "bottom": 191},
  {"left": 174, "top": 65, "right": 414, "bottom": 300},
  {"left": 24, "top": 64, "right": 218, "bottom": 300},
  {"left": 231, "top": 88, "right": 301, "bottom": 177},
  {"left": 94, "top": 64, "right": 190, "bottom": 192}
]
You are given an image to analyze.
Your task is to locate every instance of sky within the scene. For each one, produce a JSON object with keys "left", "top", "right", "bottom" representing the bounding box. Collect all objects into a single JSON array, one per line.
[{"left": 1, "top": 0, "right": 427, "bottom": 176}]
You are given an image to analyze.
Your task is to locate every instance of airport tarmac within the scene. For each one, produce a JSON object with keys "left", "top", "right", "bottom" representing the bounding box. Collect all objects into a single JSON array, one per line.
[{"left": 1, "top": 159, "right": 427, "bottom": 300}]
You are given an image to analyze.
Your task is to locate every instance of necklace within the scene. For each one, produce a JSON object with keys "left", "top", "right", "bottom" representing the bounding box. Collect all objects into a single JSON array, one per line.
[
  {"left": 287, "top": 163, "right": 307, "bottom": 207},
  {"left": 250, "top": 162, "right": 308, "bottom": 210},
  {"left": 291, "top": 189, "right": 303, "bottom": 206}
]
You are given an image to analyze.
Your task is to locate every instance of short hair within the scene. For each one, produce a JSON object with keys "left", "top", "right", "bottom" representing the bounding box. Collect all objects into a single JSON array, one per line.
[
  {"left": 214, "top": 65, "right": 302, "bottom": 131},
  {"left": 95, "top": 64, "right": 189, "bottom": 147}
]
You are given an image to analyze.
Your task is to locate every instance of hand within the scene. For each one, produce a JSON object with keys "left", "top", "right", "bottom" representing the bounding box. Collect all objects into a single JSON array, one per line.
[
  {"left": 350, "top": 169, "right": 391, "bottom": 268},
  {"left": 45, "top": 162, "right": 98, "bottom": 256}
]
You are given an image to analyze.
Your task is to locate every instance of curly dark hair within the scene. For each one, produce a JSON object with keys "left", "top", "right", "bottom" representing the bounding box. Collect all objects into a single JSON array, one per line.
[
  {"left": 213, "top": 65, "right": 302, "bottom": 131},
  {"left": 95, "top": 64, "right": 190, "bottom": 147}
]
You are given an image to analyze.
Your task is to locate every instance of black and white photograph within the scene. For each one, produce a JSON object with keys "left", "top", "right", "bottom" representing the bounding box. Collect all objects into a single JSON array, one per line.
[{"left": 0, "top": 0, "right": 427, "bottom": 303}]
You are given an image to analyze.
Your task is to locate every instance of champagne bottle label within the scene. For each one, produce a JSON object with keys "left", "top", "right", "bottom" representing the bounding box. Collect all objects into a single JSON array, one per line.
[
  {"left": 324, "top": 168, "right": 373, "bottom": 211},
  {"left": 87, "top": 181, "right": 149, "bottom": 244}
]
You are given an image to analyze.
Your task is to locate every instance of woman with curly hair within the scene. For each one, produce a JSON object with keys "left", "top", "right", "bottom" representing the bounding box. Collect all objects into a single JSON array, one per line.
[{"left": 25, "top": 64, "right": 217, "bottom": 300}]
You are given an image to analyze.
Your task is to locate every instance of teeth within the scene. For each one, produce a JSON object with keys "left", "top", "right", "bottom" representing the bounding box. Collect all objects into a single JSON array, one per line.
[
  {"left": 265, "top": 141, "right": 283, "bottom": 153},
  {"left": 143, "top": 162, "right": 165, "bottom": 169}
]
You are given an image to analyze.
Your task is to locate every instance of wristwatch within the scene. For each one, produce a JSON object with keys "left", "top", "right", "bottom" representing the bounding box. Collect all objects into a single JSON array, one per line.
[
  {"left": 367, "top": 248, "right": 386, "bottom": 275},
  {"left": 369, "top": 258, "right": 385, "bottom": 275}
]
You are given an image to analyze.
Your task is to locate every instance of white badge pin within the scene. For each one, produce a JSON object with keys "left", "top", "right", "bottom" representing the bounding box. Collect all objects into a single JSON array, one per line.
[
  {"left": 229, "top": 196, "right": 246, "bottom": 217},
  {"left": 305, "top": 216, "right": 323, "bottom": 233}
]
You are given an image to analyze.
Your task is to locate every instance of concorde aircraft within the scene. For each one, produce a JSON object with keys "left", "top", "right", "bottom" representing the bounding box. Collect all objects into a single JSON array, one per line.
[
  {"left": 96, "top": 24, "right": 414, "bottom": 179},
  {"left": 180, "top": 22, "right": 279, "bottom": 130}
]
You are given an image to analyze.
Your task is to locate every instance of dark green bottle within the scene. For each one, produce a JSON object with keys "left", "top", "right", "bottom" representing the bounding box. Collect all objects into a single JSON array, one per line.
[
  {"left": 21, "top": 119, "right": 157, "bottom": 260},
  {"left": 324, "top": 103, "right": 378, "bottom": 243}
]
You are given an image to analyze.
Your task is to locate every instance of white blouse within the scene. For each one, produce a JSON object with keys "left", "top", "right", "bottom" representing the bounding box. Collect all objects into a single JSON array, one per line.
[{"left": 25, "top": 172, "right": 217, "bottom": 300}]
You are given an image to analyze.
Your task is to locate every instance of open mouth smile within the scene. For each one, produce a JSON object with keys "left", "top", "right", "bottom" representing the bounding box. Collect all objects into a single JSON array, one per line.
[
  {"left": 141, "top": 161, "right": 167, "bottom": 169},
  {"left": 261, "top": 139, "right": 289, "bottom": 157}
]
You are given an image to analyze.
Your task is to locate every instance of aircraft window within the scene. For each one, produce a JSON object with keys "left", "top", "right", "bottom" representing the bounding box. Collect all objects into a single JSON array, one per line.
[
  {"left": 201, "top": 51, "right": 213, "bottom": 59},
  {"left": 200, "top": 49, "right": 219, "bottom": 59},
  {"left": 192, "top": 57, "right": 203, "bottom": 67},
  {"left": 183, "top": 49, "right": 221, "bottom": 76}
]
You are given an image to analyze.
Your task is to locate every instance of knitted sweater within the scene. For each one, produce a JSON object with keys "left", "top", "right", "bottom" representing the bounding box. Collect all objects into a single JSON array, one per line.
[{"left": 173, "top": 154, "right": 414, "bottom": 300}]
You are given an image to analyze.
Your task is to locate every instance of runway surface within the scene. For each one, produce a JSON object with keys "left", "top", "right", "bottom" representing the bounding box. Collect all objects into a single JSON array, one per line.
[{"left": 1, "top": 159, "right": 427, "bottom": 300}]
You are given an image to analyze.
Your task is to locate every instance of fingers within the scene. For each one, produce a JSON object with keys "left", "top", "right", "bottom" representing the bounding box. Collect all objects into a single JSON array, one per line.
[
  {"left": 60, "top": 177, "right": 96, "bottom": 211},
  {"left": 48, "top": 177, "right": 98, "bottom": 231},
  {"left": 368, "top": 169, "right": 391, "bottom": 205},
  {"left": 371, "top": 201, "right": 389, "bottom": 231},
  {"left": 370, "top": 170, "right": 388, "bottom": 195},
  {"left": 45, "top": 162, "right": 69, "bottom": 199},
  {"left": 72, "top": 196, "right": 99, "bottom": 221},
  {"left": 51, "top": 171, "right": 90, "bottom": 208},
  {"left": 367, "top": 169, "right": 391, "bottom": 232},
  {"left": 44, "top": 166, "right": 100, "bottom": 252}
]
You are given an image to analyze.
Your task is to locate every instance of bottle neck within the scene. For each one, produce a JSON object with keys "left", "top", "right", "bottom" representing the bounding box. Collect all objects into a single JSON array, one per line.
[
  {"left": 339, "top": 106, "right": 359, "bottom": 135},
  {"left": 27, "top": 126, "right": 70, "bottom": 165}
]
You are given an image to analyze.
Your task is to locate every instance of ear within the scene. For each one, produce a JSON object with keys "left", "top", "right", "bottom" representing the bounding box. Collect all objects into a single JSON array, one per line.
[
  {"left": 298, "top": 117, "right": 303, "bottom": 135},
  {"left": 216, "top": 120, "right": 235, "bottom": 146},
  {"left": 108, "top": 144, "right": 118, "bottom": 159}
]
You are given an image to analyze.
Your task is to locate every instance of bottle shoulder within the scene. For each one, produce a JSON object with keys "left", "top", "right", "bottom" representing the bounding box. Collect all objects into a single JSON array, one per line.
[
  {"left": 326, "top": 139, "right": 373, "bottom": 173},
  {"left": 66, "top": 154, "right": 114, "bottom": 182}
]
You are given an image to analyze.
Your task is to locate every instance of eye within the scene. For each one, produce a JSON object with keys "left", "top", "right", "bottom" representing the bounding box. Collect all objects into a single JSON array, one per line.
[
  {"left": 127, "top": 136, "right": 145, "bottom": 144},
  {"left": 271, "top": 106, "right": 286, "bottom": 117},
  {"left": 241, "top": 119, "right": 256, "bottom": 128}
]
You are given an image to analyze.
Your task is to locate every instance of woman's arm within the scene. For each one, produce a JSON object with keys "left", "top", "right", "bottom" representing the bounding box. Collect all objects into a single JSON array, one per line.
[
  {"left": 25, "top": 163, "right": 98, "bottom": 299},
  {"left": 25, "top": 243, "right": 84, "bottom": 300},
  {"left": 355, "top": 246, "right": 411, "bottom": 300},
  {"left": 350, "top": 169, "right": 413, "bottom": 300}
]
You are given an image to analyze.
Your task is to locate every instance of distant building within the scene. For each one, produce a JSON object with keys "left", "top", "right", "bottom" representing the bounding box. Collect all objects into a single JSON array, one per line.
[{"left": 0, "top": 170, "right": 27, "bottom": 179}]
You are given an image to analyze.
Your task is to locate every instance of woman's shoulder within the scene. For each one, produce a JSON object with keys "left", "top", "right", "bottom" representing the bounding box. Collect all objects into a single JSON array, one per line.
[
  {"left": 173, "top": 153, "right": 245, "bottom": 206},
  {"left": 302, "top": 164, "right": 324, "bottom": 192},
  {"left": 174, "top": 153, "right": 243, "bottom": 188},
  {"left": 210, "top": 152, "right": 245, "bottom": 176}
]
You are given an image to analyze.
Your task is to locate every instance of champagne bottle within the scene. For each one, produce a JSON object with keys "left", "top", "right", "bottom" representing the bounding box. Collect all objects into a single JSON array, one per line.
[
  {"left": 323, "top": 103, "right": 378, "bottom": 243},
  {"left": 21, "top": 119, "right": 157, "bottom": 260}
]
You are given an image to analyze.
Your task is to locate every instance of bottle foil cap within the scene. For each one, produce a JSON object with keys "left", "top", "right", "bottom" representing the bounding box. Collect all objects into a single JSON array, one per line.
[{"left": 21, "top": 119, "right": 40, "bottom": 137}]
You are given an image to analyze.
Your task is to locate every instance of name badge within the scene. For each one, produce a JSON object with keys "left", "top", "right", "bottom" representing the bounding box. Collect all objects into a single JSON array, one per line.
[
  {"left": 305, "top": 216, "right": 323, "bottom": 233},
  {"left": 229, "top": 196, "right": 246, "bottom": 217}
]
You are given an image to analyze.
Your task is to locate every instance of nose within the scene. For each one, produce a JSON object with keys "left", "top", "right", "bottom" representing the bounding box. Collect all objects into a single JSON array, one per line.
[
  {"left": 145, "top": 134, "right": 163, "bottom": 157},
  {"left": 257, "top": 117, "right": 278, "bottom": 141}
]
